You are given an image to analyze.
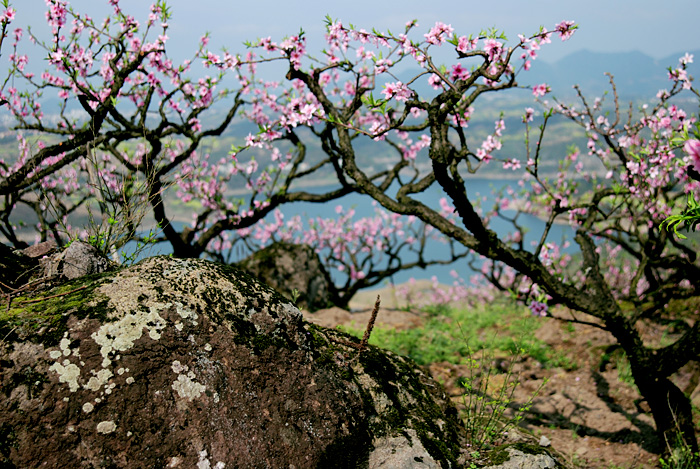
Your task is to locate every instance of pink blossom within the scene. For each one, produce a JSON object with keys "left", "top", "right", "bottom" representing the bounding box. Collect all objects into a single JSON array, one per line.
[
  {"left": 483, "top": 39, "right": 503, "bottom": 61},
  {"left": 554, "top": 20, "right": 576, "bottom": 41},
  {"left": 49, "top": 49, "right": 65, "bottom": 65},
  {"left": 374, "top": 58, "right": 392, "bottom": 74},
  {"left": 45, "top": 0, "right": 68, "bottom": 32},
  {"left": 423, "top": 22, "right": 453, "bottom": 46},
  {"left": 428, "top": 74, "right": 443, "bottom": 90},
  {"left": 538, "top": 28, "right": 552, "bottom": 45},
  {"left": 451, "top": 63, "right": 470, "bottom": 81},
  {"left": 669, "top": 68, "right": 692, "bottom": 89},
  {"left": 529, "top": 301, "right": 548, "bottom": 317},
  {"left": 11, "top": 54, "right": 28, "bottom": 71},
  {"left": 381, "top": 81, "right": 412, "bottom": 102},
  {"left": 532, "top": 83, "right": 549, "bottom": 97},
  {"left": 456, "top": 36, "right": 477, "bottom": 53},
  {"left": 476, "top": 148, "right": 491, "bottom": 162},
  {"left": 439, "top": 197, "right": 454, "bottom": 216},
  {"left": 684, "top": 139, "right": 700, "bottom": 172},
  {"left": 494, "top": 119, "right": 505, "bottom": 136},
  {"left": 503, "top": 159, "right": 521, "bottom": 170},
  {"left": 1, "top": 7, "right": 15, "bottom": 22}
]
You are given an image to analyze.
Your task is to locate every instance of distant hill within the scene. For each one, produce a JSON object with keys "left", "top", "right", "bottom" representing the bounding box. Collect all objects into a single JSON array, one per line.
[
  {"left": 396, "top": 49, "right": 700, "bottom": 101},
  {"left": 521, "top": 49, "right": 700, "bottom": 98}
]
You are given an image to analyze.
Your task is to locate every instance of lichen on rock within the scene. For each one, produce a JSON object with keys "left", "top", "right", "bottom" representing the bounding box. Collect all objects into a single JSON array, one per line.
[{"left": 0, "top": 256, "right": 466, "bottom": 468}]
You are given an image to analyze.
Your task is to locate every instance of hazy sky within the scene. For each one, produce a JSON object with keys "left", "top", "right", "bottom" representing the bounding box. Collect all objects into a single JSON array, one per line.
[{"left": 14, "top": 0, "right": 700, "bottom": 63}]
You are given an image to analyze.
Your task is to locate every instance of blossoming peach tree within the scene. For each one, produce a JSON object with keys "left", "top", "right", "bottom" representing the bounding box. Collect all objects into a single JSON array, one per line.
[
  {"left": 0, "top": 0, "right": 467, "bottom": 302},
  {"left": 0, "top": 0, "right": 367, "bottom": 259},
  {"left": 236, "top": 16, "right": 699, "bottom": 455},
  {"left": 1, "top": 0, "right": 699, "bottom": 457}
]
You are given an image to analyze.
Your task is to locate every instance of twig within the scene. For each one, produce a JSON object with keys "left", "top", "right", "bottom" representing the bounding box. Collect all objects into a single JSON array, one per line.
[
  {"left": 330, "top": 295, "right": 381, "bottom": 356},
  {"left": 359, "top": 295, "right": 381, "bottom": 353},
  {"left": 17, "top": 285, "right": 89, "bottom": 305},
  {"left": 1, "top": 275, "right": 59, "bottom": 297},
  {"left": 2, "top": 276, "right": 57, "bottom": 312},
  {"left": 0, "top": 279, "right": 15, "bottom": 292},
  {"left": 1, "top": 326, "right": 17, "bottom": 343}
]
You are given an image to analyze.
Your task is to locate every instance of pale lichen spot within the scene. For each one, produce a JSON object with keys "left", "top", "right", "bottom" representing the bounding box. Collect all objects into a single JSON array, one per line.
[
  {"left": 85, "top": 369, "right": 114, "bottom": 392},
  {"left": 171, "top": 360, "right": 187, "bottom": 374},
  {"left": 175, "top": 321, "right": 184, "bottom": 331},
  {"left": 96, "top": 420, "right": 117, "bottom": 434},
  {"left": 175, "top": 302, "right": 198, "bottom": 322},
  {"left": 196, "top": 450, "right": 225, "bottom": 469},
  {"left": 60, "top": 338, "right": 71, "bottom": 352},
  {"left": 83, "top": 402, "right": 94, "bottom": 413},
  {"left": 49, "top": 350, "right": 62, "bottom": 360},
  {"left": 91, "top": 306, "right": 167, "bottom": 358},
  {"left": 204, "top": 343, "right": 212, "bottom": 352},
  {"left": 126, "top": 377, "right": 135, "bottom": 384},
  {"left": 172, "top": 374, "right": 205, "bottom": 401},
  {"left": 49, "top": 361, "right": 81, "bottom": 392},
  {"left": 117, "top": 367, "right": 125, "bottom": 375}
]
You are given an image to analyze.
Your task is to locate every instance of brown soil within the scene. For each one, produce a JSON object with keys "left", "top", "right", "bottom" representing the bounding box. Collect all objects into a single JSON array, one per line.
[{"left": 303, "top": 286, "right": 700, "bottom": 469}]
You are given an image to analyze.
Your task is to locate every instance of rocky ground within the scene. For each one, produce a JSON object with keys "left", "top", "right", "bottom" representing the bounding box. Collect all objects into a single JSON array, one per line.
[{"left": 303, "top": 285, "right": 700, "bottom": 469}]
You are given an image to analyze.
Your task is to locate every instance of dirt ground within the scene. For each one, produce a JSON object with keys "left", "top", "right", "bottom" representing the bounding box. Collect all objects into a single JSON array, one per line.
[{"left": 303, "top": 286, "right": 700, "bottom": 469}]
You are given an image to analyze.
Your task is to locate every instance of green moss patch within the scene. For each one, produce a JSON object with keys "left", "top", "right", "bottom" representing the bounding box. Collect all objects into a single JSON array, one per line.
[{"left": 0, "top": 271, "right": 114, "bottom": 347}]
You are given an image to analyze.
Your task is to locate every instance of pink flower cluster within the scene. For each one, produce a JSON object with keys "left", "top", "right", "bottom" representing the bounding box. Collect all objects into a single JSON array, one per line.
[
  {"left": 382, "top": 81, "right": 413, "bottom": 102},
  {"left": 684, "top": 139, "right": 700, "bottom": 172}
]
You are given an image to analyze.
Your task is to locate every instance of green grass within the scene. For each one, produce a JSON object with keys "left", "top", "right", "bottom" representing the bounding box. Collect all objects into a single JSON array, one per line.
[
  {"left": 342, "top": 297, "right": 577, "bottom": 456},
  {"left": 340, "top": 298, "right": 577, "bottom": 370}
]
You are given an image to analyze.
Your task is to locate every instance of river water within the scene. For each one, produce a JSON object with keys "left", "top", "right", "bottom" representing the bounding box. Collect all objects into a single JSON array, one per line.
[{"left": 135, "top": 178, "right": 576, "bottom": 287}]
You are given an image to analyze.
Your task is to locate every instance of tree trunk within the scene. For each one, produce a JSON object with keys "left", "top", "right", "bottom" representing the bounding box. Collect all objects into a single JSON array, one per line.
[{"left": 634, "top": 366, "right": 699, "bottom": 459}]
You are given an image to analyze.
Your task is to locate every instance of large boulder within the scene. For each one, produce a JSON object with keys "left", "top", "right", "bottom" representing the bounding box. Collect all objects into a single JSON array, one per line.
[
  {"left": 238, "top": 242, "right": 333, "bottom": 311},
  {"left": 0, "top": 256, "right": 465, "bottom": 468}
]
